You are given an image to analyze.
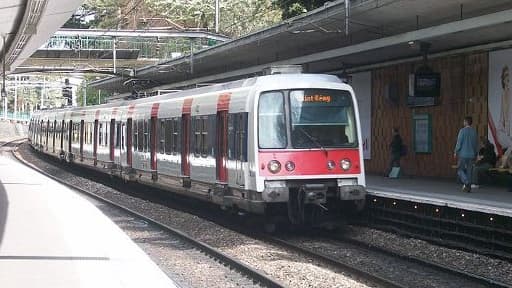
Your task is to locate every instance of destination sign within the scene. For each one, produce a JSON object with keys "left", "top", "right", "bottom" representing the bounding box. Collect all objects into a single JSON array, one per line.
[{"left": 302, "top": 94, "right": 332, "bottom": 103}]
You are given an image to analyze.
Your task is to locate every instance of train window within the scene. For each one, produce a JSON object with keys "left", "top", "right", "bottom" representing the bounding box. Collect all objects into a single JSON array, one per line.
[
  {"left": 99, "top": 123, "right": 103, "bottom": 145},
  {"left": 116, "top": 122, "right": 121, "bottom": 148},
  {"left": 137, "top": 120, "right": 144, "bottom": 151},
  {"left": 121, "top": 123, "right": 125, "bottom": 150},
  {"left": 143, "top": 119, "right": 149, "bottom": 152},
  {"left": 258, "top": 91, "right": 287, "bottom": 149},
  {"left": 173, "top": 118, "right": 181, "bottom": 154},
  {"left": 159, "top": 120, "right": 165, "bottom": 154},
  {"left": 164, "top": 119, "right": 172, "bottom": 154},
  {"left": 104, "top": 122, "right": 109, "bottom": 147},
  {"left": 89, "top": 123, "right": 93, "bottom": 144},
  {"left": 289, "top": 89, "right": 357, "bottom": 148},
  {"left": 194, "top": 117, "right": 201, "bottom": 156},
  {"left": 201, "top": 117, "right": 208, "bottom": 157},
  {"left": 133, "top": 121, "right": 138, "bottom": 150}
]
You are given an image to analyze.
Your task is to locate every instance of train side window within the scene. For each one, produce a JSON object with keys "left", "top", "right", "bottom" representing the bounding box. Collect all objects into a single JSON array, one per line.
[
  {"left": 159, "top": 120, "right": 165, "bottom": 154},
  {"left": 143, "top": 119, "right": 149, "bottom": 152},
  {"left": 99, "top": 123, "right": 103, "bottom": 145},
  {"left": 133, "top": 121, "right": 138, "bottom": 150},
  {"left": 193, "top": 117, "right": 201, "bottom": 156},
  {"left": 137, "top": 120, "right": 144, "bottom": 152},
  {"left": 237, "top": 113, "right": 248, "bottom": 162},
  {"left": 164, "top": 119, "right": 172, "bottom": 154},
  {"left": 104, "top": 122, "right": 109, "bottom": 147},
  {"left": 201, "top": 117, "right": 209, "bottom": 157},
  {"left": 89, "top": 123, "right": 93, "bottom": 144},
  {"left": 173, "top": 118, "right": 180, "bottom": 154},
  {"left": 121, "top": 123, "right": 125, "bottom": 149},
  {"left": 116, "top": 122, "right": 121, "bottom": 148}
]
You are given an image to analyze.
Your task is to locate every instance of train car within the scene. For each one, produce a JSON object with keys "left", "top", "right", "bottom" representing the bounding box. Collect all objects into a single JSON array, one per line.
[{"left": 29, "top": 73, "right": 367, "bottom": 228}]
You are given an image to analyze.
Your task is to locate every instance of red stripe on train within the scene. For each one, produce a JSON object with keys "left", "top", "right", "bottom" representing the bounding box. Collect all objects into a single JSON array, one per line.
[
  {"left": 127, "top": 104, "right": 136, "bottom": 117},
  {"left": 151, "top": 103, "right": 160, "bottom": 118},
  {"left": 217, "top": 93, "right": 231, "bottom": 111},
  {"left": 182, "top": 98, "right": 193, "bottom": 114},
  {"left": 258, "top": 149, "right": 361, "bottom": 176}
]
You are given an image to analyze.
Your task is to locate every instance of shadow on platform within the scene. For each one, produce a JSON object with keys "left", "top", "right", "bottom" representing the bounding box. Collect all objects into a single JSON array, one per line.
[{"left": 0, "top": 180, "right": 7, "bottom": 249}]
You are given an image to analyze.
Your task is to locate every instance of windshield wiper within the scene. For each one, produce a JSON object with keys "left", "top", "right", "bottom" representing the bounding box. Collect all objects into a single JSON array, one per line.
[{"left": 297, "top": 127, "right": 327, "bottom": 153}]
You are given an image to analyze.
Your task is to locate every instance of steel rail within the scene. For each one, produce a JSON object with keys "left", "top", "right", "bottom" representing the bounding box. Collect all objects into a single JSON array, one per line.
[
  {"left": 11, "top": 142, "right": 286, "bottom": 288},
  {"left": 330, "top": 234, "right": 512, "bottom": 288},
  {"left": 17, "top": 141, "right": 512, "bottom": 288},
  {"left": 264, "top": 235, "right": 408, "bottom": 288}
]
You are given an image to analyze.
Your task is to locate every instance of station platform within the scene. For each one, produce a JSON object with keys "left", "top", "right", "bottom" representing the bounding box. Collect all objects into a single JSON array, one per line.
[
  {"left": 366, "top": 176, "right": 512, "bottom": 217},
  {"left": 0, "top": 154, "right": 177, "bottom": 287}
]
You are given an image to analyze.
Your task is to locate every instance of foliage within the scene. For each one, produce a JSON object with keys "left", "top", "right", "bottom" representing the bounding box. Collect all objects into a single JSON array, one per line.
[
  {"left": 82, "top": 0, "right": 282, "bottom": 38},
  {"left": 77, "top": 75, "right": 110, "bottom": 106},
  {"left": 273, "top": 0, "right": 332, "bottom": 19}
]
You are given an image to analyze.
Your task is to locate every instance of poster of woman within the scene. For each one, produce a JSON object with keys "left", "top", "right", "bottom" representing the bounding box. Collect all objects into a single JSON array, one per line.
[{"left": 489, "top": 49, "right": 512, "bottom": 156}]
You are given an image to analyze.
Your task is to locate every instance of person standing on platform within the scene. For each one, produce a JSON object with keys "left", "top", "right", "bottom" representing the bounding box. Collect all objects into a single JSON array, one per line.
[
  {"left": 471, "top": 137, "right": 497, "bottom": 189},
  {"left": 454, "top": 116, "right": 479, "bottom": 193},
  {"left": 388, "top": 128, "right": 403, "bottom": 177}
]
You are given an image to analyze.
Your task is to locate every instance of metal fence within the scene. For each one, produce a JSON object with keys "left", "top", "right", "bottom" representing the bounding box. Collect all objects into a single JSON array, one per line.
[
  {"left": 42, "top": 35, "right": 219, "bottom": 60},
  {"left": 0, "top": 112, "right": 32, "bottom": 122}
]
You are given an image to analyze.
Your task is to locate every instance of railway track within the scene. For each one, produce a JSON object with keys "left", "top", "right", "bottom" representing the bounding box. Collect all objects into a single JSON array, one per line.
[
  {"left": 13, "top": 141, "right": 512, "bottom": 288},
  {"left": 264, "top": 234, "right": 511, "bottom": 288},
  {"left": 10, "top": 141, "right": 286, "bottom": 288}
]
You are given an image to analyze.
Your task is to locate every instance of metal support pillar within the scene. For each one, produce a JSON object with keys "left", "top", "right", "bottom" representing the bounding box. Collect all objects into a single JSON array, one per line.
[
  {"left": 14, "top": 75, "right": 17, "bottom": 120},
  {"left": 345, "top": 0, "right": 350, "bottom": 35},
  {"left": 83, "top": 80, "right": 87, "bottom": 106},
  {"left": 113, "top": 37, "right": 117, "bottom": 74},
  {"left": 215, "top": 0, "right": 220, "bottom": 33},
  {"left": 98, "top": 90, "right": 101, "bottom": 105}
]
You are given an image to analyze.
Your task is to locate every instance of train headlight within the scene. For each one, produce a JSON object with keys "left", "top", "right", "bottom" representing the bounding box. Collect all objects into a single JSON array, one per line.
[
  {"left": 267, "top": 160, "right": 281, "bottom": 174},
  {"left": 327, "top": 160, "right": 336, "bottom": 170},
  {"left": 340, "top": 159, "right": 352, "bottom": 171},
  {"left": 285, "top": 161, "right": 295, "bottom": 172}
]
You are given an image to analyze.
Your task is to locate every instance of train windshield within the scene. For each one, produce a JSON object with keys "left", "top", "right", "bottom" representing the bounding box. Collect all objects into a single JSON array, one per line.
[{"left": 289, "top": 89, "right": 357, "bottom": 149}]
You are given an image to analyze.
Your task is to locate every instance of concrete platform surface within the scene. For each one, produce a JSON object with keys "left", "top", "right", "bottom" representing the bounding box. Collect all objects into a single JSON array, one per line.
[
  {"left": 0, "top": 154, "right": 177, "bottom": 288},
  {"left": 367, "top": 175, "right": 512, "bottom": 217}
]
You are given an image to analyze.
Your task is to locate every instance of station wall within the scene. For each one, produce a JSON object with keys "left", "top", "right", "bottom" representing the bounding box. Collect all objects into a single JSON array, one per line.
[{"left": 363, "top": 52, "right": 488, "bottom": 178}]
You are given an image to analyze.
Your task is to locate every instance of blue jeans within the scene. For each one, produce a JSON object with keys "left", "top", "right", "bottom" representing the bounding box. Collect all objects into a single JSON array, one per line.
[{"left": 457, "top": 157, "right": 474, "bottom": 185}]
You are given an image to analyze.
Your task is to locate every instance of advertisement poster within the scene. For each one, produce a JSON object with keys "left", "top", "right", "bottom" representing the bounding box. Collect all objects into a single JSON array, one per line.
[
  {"left": 349, "top": 71, "right": 372, "bottom": 159},
  {"left": 489, "top": 49, "right": 512, "bottom": 156}
]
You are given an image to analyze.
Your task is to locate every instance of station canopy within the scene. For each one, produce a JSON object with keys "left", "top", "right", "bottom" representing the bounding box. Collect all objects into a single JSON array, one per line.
[
  {"left": 0, "top": 0, "right": 82, "bottom": 73},
  {"left": 90, "top": 0, "right": 512, "bottom": 93}
]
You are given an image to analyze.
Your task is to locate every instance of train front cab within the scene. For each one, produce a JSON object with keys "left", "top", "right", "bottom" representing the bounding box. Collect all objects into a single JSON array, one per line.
[{"left": 255, "top": 86, "right": 366, "bottom": 225}]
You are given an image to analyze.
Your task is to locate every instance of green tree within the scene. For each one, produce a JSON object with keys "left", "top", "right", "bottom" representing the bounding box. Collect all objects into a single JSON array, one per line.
[
  {"left": 273, "top": 0, "right": 331, "bottom": 19},
  {"left": 77, "top": 75, "right": 111, "bottom": 106},
  {"left": 82, "top": 0, "right": 281, "bottom": 38}
]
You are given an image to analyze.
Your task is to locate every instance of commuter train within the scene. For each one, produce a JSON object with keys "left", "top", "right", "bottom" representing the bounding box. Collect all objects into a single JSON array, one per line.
[{"left": 28, "top": 73, "right": 366, "bottom": 228}]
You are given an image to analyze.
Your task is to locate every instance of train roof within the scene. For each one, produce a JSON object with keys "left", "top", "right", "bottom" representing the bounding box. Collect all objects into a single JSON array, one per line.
[{"left": 33, "top": 73, "right": 345, "bottom": 115}]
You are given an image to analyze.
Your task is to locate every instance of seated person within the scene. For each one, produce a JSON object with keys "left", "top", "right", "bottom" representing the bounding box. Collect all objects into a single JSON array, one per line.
[{"left": 471, "top": 138, "right": 497, "bottom": 188}]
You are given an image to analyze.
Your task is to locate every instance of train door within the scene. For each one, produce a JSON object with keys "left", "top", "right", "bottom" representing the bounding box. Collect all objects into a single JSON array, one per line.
[
  {"left": 235, "top": 113, "right": 247, "bottom": 187},
  {"left": 216, "top": 111, "right": 228, "bottom": 183},
  {"left": 110, "top": 119, "right": 115, "bottom": 163},
  {"left": 80, "top": 120, "right": 85, "bottom": 161},
  {"left": 181, "top": 114, "right": 191, "bottom": 182},
  {"left": 93, "top": 120, "right": 98, "bottom": 165}
]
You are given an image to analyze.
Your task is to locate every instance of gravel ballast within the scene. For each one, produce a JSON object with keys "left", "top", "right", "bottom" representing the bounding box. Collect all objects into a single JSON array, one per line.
[{"left": 18, "top": 143, "right": 371, "bottom": 288}]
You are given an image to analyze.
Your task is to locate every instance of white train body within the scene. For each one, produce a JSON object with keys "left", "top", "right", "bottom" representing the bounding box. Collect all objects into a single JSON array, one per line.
[{"left": 29, "top": 74, "right": 366, "bottom": 223}]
